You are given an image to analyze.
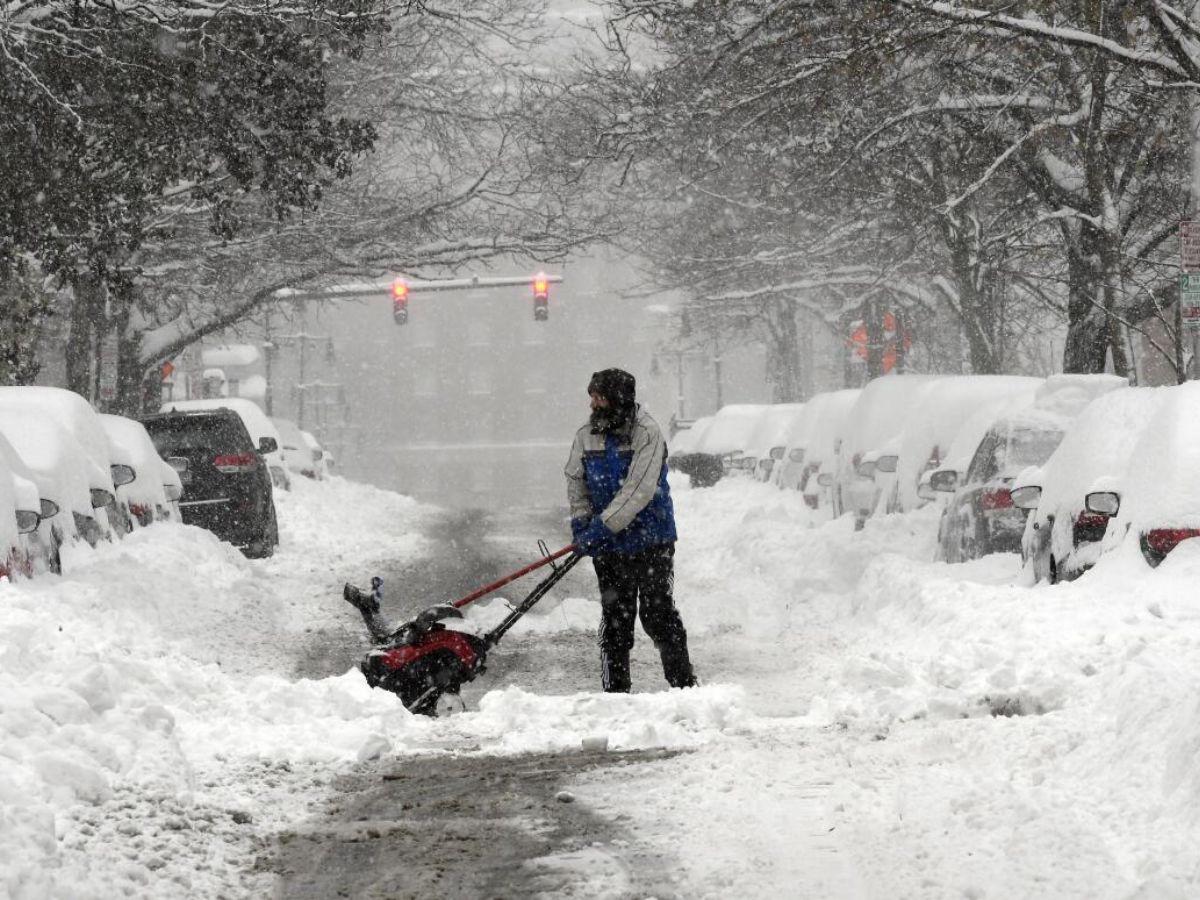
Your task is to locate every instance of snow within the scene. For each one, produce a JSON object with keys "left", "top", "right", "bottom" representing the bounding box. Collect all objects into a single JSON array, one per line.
[
  {"left": 0, "top": 410, "right": 98, "bottom": 531},
  {"left": 893, "top": 375, "right": 1042, "bottom": 510},
  {"left": 1113, "top": 381, "right": 1200, "bottom": 533},
  {"left": 200, "top": 345, "right": 261, "bottom": 368},
  {"left": 693, "top": 404, "right": 769, "bottom": 456},
  {"left": 1025, "top": 386, "right": 1171, "bottom": 575},
  {"left": 97, "top": 415, "right": 169, "bottom": 513},
  {"left": 4, "top": 465, "right": 1200, "bottom": 897},
  {"left": 0, "top": 388, "right": 116, "bottom": 496},
  {"left": 668, "top": 414, "right": 713, "bottom": 456},
  {"left": 741, "top": 402, "right": 804, "bottom": 458},
  {"left": 774, "top": 389, "right": 861, "bottom": 494}
]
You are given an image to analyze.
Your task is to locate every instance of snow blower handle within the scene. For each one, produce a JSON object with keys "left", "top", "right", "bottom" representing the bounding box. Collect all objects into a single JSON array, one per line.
[{"left": 450, "top": 544, "right": 578, "bottom": 609}]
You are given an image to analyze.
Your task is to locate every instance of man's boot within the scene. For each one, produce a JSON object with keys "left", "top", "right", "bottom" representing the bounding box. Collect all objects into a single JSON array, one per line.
[
  {"left": 659, "top": 643, "right": 697, "bottom": 689},
  {"left": 601, "top": 648, "right": 632, "bottom": 693}
]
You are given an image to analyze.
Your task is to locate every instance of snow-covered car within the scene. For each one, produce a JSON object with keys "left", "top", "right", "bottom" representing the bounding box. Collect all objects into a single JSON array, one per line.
[
  {"left": 1011, "top": 386, "right": 1170, "bottom": 583},
  {"left": 772, "top": 390, "right": 861, "bottom": 501},
  {"left": 99, "top": 414, "right": 172, "bottom": 528},
  {"left": 272, "top": 417, "right": 317, "bottom": 480},
  {"left": 887, "top": 376, "right": 1043, "bottom": 513},
  {"left": 161, "top": 398, "right": 290, "bottom": 490},
  {"left": 836, "top": 375, "right": 937, "bottom": 527},
  {"left": 667, "top": 416, "right": 722, "bottom": 488},
  {"left": 694, "top": 404, "right": 770, "bottom": 473},
  {"left": 299, "top": 429, "right": 329, "bottom": 480},
  {"left": 0, "top": 408, "right": 111, "bottom": 555},
  {"left": 0, "top": 387, "right": 121, "bottom": 537},
  {"left": 1077, "top": 381, "right": 1200, "bottom": 568},
  {"left": 142, "top": 407, "right": 278, "bottom": 558},
  {"left": 742, "top": 403, "right": 805, "bottom": 482},
  {"left": 935, "top": 374, "right": 1127, "bottom": 563},
  {"left": 0, "top": 449, "right": 45, "bottom": 581}
]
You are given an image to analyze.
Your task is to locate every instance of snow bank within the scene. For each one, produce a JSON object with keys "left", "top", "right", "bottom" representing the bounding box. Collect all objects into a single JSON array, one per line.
[
  {"left": 620, "top": 470, "right": 1200, "bottom": 896},
  {"left": 0, "top": 476, "right": 436, "bottom": 899}
]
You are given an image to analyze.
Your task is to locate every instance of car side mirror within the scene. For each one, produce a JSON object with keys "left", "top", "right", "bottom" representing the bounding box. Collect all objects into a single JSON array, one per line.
[
  {"left": 930, "top": 470, "right": 958, "bottom": 493},
  {"left": 917, "top": 483, "right": 936, "bottom": 502},
  {"left": 259, "top": 437, "right": 279, "bottom": 455},
  {"left": 817, "top": 472, "right": 834, "bottom": 487},
  {"left": 90, "top": 488, "right": 115, "bottom": 509},
  {"left": 769, "top": 447, "right": 785, "bottom": 461},
  {"left": 875, "top": 455, "right": 898, "bottom": 474},
  {"left": 110, "top": 464, "right": 136, "bottom": 487},
  {"left": 1085, "top": 490, "right": 1120, "bottom": 516},
  {"left": 1010, "top": 485, "right": 1042, "bottom": 511},
  {"left": 164, "top": 483, "right": 183, "bottom": 502},
  {"left": 15, "top": 509, "right": 40, "bottom": 534},
  {"left": 789, "top": 448, "right": 805, "bottom": 463},
  {"left": 40, "top": 499, "right": 59, "bottom": 520}
]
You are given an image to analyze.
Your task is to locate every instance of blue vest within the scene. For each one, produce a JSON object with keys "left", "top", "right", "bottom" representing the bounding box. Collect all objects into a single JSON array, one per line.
[{"left": 583, "top": 433, "right": 677, "bottom": 555}]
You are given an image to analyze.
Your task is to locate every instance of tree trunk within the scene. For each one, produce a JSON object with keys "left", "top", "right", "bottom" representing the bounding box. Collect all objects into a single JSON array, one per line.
[
  {"left": 66, "top": 274, "right": 105, "bottom": 399},
  {"left": 763, "top": 299, "right": 804, "bottom": 401},
  {"left": 1062, "top": 222, "right": 1110, "bottom": 373}
]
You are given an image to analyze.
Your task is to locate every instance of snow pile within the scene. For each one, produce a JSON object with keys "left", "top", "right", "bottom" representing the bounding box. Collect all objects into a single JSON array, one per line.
[
  {"left": 0, "top": 476, "right": 436, "bottom": 899},
  {"left": 644, "top": 472, "right": 1200, "bottom": 895}
]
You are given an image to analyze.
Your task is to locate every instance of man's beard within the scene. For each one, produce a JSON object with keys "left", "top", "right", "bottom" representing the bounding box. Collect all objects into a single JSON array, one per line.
[{"left": 590, "top": 406, "right": 625, "bottom": 433}]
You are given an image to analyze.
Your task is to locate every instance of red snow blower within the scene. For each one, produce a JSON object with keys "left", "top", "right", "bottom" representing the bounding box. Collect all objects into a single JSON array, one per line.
[{"left": 343, "top": 544, "right": 582, "bottom": 715}]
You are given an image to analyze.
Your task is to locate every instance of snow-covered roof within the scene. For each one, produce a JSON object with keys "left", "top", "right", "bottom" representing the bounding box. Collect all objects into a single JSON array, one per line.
[
  {"left": 794, "top": 390, "right": 862, "bottom": 470},
  {"left": 0, "top": 409, "right": 96, "bottom": 522},
  {"left": 695, "top": 404, "right": 771, "bottom": 455},
  {"left": 0, "top": 387, "right": 115, "bottom": 494},
  {"left": 201, "top": 344, "right": 261, "bottom": 368},
  {"left": 838, "top": 375, "right": 938, "bottom": 480},
  {"left": 236, "top": 374, "right": 267, "bottom": 400},
  {"left": 743, "top": 404, "right": 805, "bottom": 457},
  {"left": 669, "top": 416, "right": 714, "bottom": 455}
]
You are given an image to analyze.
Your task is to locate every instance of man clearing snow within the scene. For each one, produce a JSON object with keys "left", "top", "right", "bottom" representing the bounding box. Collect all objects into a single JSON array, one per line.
[{"left": 565, "top": 368, "right": 697, "bottom": 693}]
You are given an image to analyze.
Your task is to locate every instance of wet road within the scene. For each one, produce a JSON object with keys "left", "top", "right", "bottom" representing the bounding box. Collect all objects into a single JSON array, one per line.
[{"left": 272, "top": 505, "right": 682, "bottom": 898}]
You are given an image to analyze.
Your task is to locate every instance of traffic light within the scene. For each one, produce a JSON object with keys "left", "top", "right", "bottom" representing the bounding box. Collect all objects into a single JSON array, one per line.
[
  {"left": 533, "top": 272, "right": 549, "bottom": 321},
  {"left": 392, "top": 278, "right": 409, "bottom": 325}
]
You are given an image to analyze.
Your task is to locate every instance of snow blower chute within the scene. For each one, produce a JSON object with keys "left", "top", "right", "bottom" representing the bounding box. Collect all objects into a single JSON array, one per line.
[{"left": 343, "top": 544, "right": 581, "bottom": 715}]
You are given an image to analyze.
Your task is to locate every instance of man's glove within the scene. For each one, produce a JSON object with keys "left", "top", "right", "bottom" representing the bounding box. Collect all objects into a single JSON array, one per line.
[
  {"left": 573, "top": 516, "right": 613, "bottom": 555},
  {"left": 571, "top": 516, "right": 589, "bottom": 546}
]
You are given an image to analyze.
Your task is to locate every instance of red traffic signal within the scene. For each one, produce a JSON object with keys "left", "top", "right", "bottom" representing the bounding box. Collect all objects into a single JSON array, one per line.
[
  {"left": 533, "top": 272, "right": 549, "bottom": 321},
  {"left": 392, "top": 278, "right": 409, "bottom": 325}
]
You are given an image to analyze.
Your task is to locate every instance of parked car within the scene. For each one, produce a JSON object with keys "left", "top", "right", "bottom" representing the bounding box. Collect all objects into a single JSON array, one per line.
[
  {"left": 668, "top": 415, "right": 723, "bottom": 488},
  {"left": 772, "top": 390, "right": 861, "bottom": 504},
  {"left": 161, "top": 398, "right": 291, "bottom": 491},
  {"left": 299, "top": 429, "right": 329, "bottom": 480},
  {"left": 0, "top": 408, "right": 111, "bottom": 558},
  {"left": 142, "top": 408, "right": 279, "bottom": 558},
  {"left": 887, "top": 376, "right": 1043, "bottom": 513},
  {"left": 695, "top": 404, "right": 771, "bottom": 473},
  {"left": 934, "top": 374, "right": 1127, "bottom": 563},
  {"left": 99, "top": 414, "right": 172, "bottom": 528},
  {"left": 0, "top": 449, "right": 46, "bottom": 580},
  {"left": 272, "top": 417, "right": 318, "bottom": 480},
  {"left": 1066, "top": 381, "right": 1200, "bottom": 569},
  {"left": 0, "top": 387, "right": 121, "bottom": 537},
  {"left": 737, "top": 404, "right": 805, "bottom": 482},
  {"left": 836, "top": 375, "right": 937, "bottom": 527}
]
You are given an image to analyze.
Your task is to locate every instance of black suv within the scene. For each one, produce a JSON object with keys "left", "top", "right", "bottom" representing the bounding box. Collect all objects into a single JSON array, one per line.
[{"left": 141, "top": 409, "right": 279, "bottom": 558}]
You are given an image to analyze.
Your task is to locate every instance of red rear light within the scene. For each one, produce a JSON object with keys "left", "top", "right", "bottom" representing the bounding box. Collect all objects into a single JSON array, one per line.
[
  {"left": 1074, "top": 512, "right": 1109, "bottom": 530},
  {"left": 213, "top": 453, "right": 257, "bottom": 473},
  {"left": 980, "top": 488, "right": 1013, "bottom": 511},
  {"left": 1144, "top": 528, "right": 1200, "bottom": 558}
]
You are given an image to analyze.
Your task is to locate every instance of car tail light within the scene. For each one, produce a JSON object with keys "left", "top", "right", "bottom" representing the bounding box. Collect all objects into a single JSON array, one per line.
[
  {"left": 1144, "top": 528, "right": 1200, "bottom": 559},
  {"left": 130, "top": 503, "right": 148, "bottom": 518},
  {"left": 213, "top": 453, "right": 257, "bottom": 473},
  {"left": 1074, "top": 512, "right": 1108, "bottom": 529},
  {"left": 980, "top": 488, "right": 1013, "bottom": 511}
]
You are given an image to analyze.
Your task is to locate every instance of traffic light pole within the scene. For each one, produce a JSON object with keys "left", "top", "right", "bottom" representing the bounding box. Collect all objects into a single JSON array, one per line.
[{"left": 276, "top": 273, "right": 563, "bottom": 303}]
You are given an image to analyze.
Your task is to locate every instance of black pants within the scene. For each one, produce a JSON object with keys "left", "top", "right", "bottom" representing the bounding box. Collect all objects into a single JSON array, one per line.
[{"left": 593, "top": 543, "right": 695, "bottom": 692}]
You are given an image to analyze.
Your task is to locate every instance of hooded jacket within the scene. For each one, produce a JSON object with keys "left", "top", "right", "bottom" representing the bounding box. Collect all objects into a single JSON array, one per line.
[{"left": 565, "top": 404, "right": 677, "bottom": 554}]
